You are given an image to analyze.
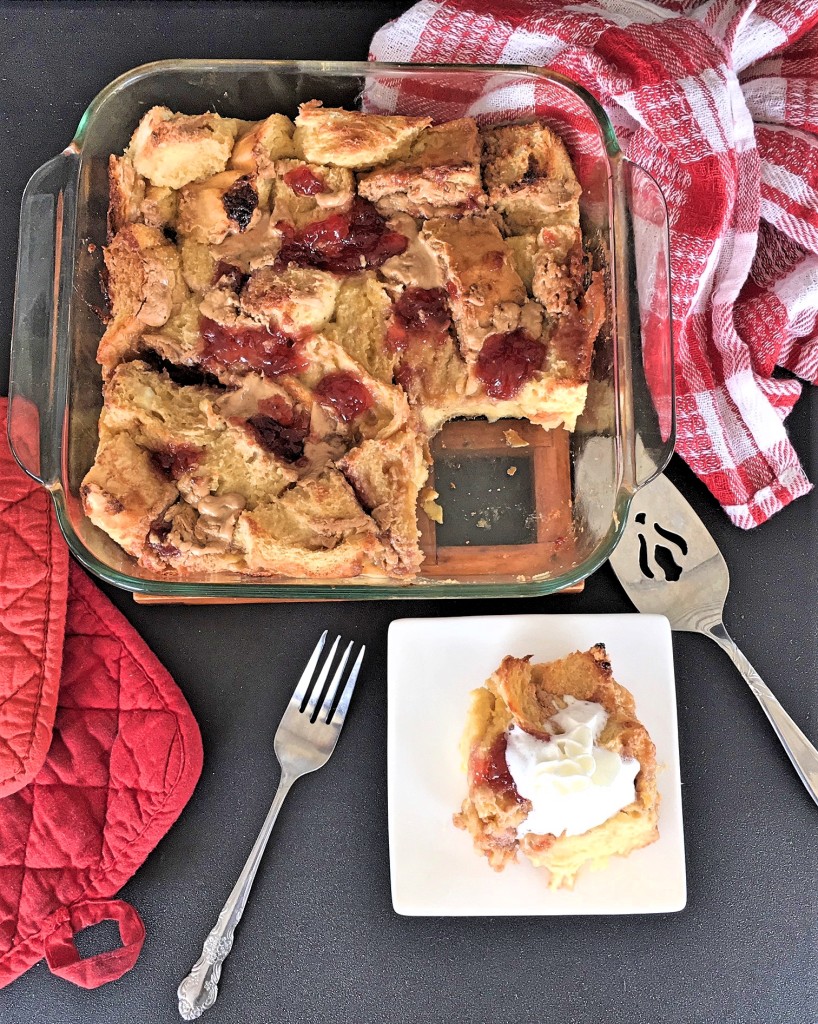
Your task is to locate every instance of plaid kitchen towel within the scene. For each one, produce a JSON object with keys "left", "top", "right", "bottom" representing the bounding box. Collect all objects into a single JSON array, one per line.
[{"left": 371, "top": 0, "right": 818, "bottom": 527}]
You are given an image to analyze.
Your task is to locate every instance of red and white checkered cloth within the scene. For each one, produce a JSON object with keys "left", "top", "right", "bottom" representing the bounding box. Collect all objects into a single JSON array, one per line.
[{"left": 371, "top": 0, "right": 818, "bottom": 527}]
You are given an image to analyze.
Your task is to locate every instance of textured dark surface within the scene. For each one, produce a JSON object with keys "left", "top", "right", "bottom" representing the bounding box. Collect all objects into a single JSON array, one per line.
[{"left": 1, "top": 3, "right": 817, "bottom": 1023}]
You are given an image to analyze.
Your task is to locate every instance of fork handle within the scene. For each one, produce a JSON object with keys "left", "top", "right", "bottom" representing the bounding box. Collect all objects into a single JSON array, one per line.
[
  {"left": 177, "top": 773, "right": 295, "bottom": 1020},
  {"left": 705, "top": 623, "right": 818, "bottom": 808}
]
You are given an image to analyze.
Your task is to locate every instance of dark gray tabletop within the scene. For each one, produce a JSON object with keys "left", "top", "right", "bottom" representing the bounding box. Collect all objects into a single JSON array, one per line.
[{"left": 1, "top": 3, "right": 817, "bottom": 1022}]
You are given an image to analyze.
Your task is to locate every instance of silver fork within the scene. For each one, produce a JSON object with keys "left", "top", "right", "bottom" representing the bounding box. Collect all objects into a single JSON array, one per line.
[{"left": 177, "top": 631, "right": 365, "bottom": 1020}]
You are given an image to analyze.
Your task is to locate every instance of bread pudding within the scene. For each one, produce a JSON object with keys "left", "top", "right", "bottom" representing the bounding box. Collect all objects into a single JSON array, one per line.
[
  {"left": 454, "top": 646, "right": 659, "bottom": 889},
  {"left": 84, "top": 101, "right": 604, "bottom": 579}
]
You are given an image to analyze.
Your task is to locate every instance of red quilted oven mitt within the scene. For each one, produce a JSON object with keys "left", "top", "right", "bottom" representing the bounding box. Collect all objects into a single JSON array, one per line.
[
  {"left": 1, "top": 401, "right": 204, "bottom": 988},
  {"left": 0, "top": 563, "right": 203, "bottom": 989},
  {"left": 0, "top": 400, "right": 68, "bottom": 797}
]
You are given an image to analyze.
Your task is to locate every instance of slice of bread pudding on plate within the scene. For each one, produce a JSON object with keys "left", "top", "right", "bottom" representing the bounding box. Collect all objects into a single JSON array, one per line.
[{"left": 454, "top": 645, "right": 659, "bottom": 889}]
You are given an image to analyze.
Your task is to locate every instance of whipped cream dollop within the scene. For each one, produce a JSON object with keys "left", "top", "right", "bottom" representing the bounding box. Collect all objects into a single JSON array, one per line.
[{"left": 504, "top": 697, "right": 639, "bottom": 838}]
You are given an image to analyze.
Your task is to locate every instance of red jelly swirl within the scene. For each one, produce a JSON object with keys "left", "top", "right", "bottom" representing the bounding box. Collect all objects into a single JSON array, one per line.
[
  {"left": 276, "top": 198, "right": 407, "bottom": 274},
  {"left": 469, "top": 735, "right": 523, "bottom": 803},
  {"left": 282, "top": 166, "right": 327, "bottom": 196},
  {"left": 314, "top": 371, "right": 373, "bottom": 423},
  {"left": 200, "top": 317, "right": 306, "bottom": 378},
  {"left": 386, "top": 286, "right": 451, "bottom": 352},
  {"left": 475, "top": 329, "right": 545, "bottom": 400}
]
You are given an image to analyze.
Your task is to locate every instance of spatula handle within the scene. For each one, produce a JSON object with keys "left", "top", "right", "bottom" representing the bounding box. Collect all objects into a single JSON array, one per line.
[{"left": 706, "top": 623, "right": 818, "bottom": 809}]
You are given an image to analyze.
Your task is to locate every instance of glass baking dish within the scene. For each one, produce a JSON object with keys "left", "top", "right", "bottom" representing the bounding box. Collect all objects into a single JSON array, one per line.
[{"left": 8, "top": 59, "right": 674, "bottom": 600}]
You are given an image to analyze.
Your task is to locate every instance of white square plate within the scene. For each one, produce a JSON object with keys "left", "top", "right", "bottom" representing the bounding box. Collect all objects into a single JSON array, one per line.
[{"left": 387, "top": 614, "right": 686, "bottom": 916}]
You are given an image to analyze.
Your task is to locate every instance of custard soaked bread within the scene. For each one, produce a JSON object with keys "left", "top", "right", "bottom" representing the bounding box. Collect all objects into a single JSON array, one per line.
[
  {"left": 84, "top": 101, "right": 604, "bottom": 579},
  {"left": 454, "top": 646, "right": 659, "bottom": 889}
]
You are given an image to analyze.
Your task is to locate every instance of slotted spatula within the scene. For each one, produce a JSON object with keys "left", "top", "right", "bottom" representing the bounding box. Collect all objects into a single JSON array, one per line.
[{"left": 609, "top": 472, "right": 818, "bottom": 808}]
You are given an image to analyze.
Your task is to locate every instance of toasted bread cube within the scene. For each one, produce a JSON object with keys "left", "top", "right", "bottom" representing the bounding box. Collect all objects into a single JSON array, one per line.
[
  {"left": 140, "top": 185, "right": 177, "bottom": 230},
  {"left": 179, "top": 237, "right": 216, "bottom": 293},
  {"left": 230, "top": 114, "right": 298, "bottom": 207},
  {"left": 81, "top": 431, "right": 177, "bottom": 557},
  {"left": 544, "top": 272, "right": 604, "bottom": 382},
  {"left": 421, "top": 216, "right": 527, "bottom": 360},
  {"left": 293, "top": 101, "right": 431, "bottom": 169},
  {"left": 358, "top": 118, "right": 486, "bottom": 217},
  {"left": 531, "top": 222, "right": 584, "bottom": 315},
  {"left": 482, "top": 121, "right": 581, "bottom": 233},
  {"left": 101, "top": 360, "right": 216, "bottom": 448},
  {"left": 127, "top": 106, "right": 239, "bottom": 189},
  {"left": 505, "top": 234, "right": 537, "bottom": 291},
  {"left": 100, "top": 361, "right": 298, "bottom": 503},
  {"left": 337, "top": 429, "right": 429, "bottom": 577},
  {"left": 96, "top": 297, "right": 206, "bottom": 378},
  {"left": 240, "top": 265, "right": 340, "bottom": 334},
  {"left": 108, "top": 155, "right": 146, "bottom": 235},
  {"left": 140, "top": 296, "right": 207, "bottom": 368},
  {"left": 323, "top": 273, "right": 395, "bottom": 385},
  {"left": 236, "top": 468, "right": 380, "bottom": 578},
  {"left": 176, "top": 171, "right": 261, "bottom": 245},
  {"left": 95, "top": 316, "right": 148, "bottom": 377},
  {"left": 229, "top": 113, "right": 297, "bottom": 174},
  {"left": 104, "top": 223, "right": 188, "bottom": 327},
  {"left": 391, "top": 330, "right": 469, "bottom": 436}
]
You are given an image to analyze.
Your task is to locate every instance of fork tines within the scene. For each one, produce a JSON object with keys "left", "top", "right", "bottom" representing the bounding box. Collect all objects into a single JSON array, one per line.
[{"left": 293, "top": 632, "right": 365, "bottom": 725}]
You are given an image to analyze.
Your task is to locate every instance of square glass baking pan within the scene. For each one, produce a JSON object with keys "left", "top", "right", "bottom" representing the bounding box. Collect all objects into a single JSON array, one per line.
[{"left": 8, "top": 60, "right": 674, "bottom": 600}]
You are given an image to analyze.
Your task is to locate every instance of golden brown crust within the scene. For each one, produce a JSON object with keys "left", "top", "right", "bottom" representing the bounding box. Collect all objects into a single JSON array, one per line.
[
  {"left": 107, "top": 155, "right": 146, "bottom": 237},
  {"left": 229, "top": 114, "right": 297, "bottom": 177},
  {"left": 358, "top": 119, "right": 486, "bottom": 217},
  {"left": 452, "top": 685, "right": 528, "bottom": 871},
  {"left": 337, "top": 430, "right": 429, "bottom": 576},
  {"left": 127, "top": 107, "right": 239, "bottom": 189},
  {"left": 421, "top": 216, "right": 528, "bottom": 360},
  {"left": 545, "top": 272, "right": 605, "bottom": 383},
  {"left": 454, "top": 646, "right": 659, "bottom": 888},
  {"left": 96, "top": 316, "right": 147, "bottom": 376},
  {"left": 81, "top": 431, "right": 177, "bottom": 557},
  {"left": 235, "top": 469, "right": 381, "bottom": 578},
  {"left": 531, "top": 223, "right": 584, "bottom": 315},
  {"left": 293, "top": 100, "right": 431, "bottom": 169},
  {"left": 240, "top": 265, "right": 340, "bottom": 334},
  {"left": 103, "top": 223, "right": 188, "bottom": 327},
  {"left": 481, "top": 121, "right": 582, "bottom": 232}
]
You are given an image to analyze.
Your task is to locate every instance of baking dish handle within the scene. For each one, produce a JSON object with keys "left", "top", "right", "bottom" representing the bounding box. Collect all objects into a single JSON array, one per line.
[
  {"left": 618, "top": 158, "right": 676, "bottom": 490},
  {"left": 8, "top": 147, "right": 80, "bottom": 488}
]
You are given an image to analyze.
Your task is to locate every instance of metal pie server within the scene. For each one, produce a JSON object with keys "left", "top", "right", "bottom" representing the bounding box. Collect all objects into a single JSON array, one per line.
[{"left": 609, "top": 472, "right": 818, "bottom": 808}]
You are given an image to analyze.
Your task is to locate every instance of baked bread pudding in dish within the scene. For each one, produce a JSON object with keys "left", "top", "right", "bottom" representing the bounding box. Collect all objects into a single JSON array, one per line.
[
  {"left": 454, "top": 645, "right": 659, "bottom": 889},
  {"left": 84, "top": 101, "right": 604, "bottom": 579}
]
